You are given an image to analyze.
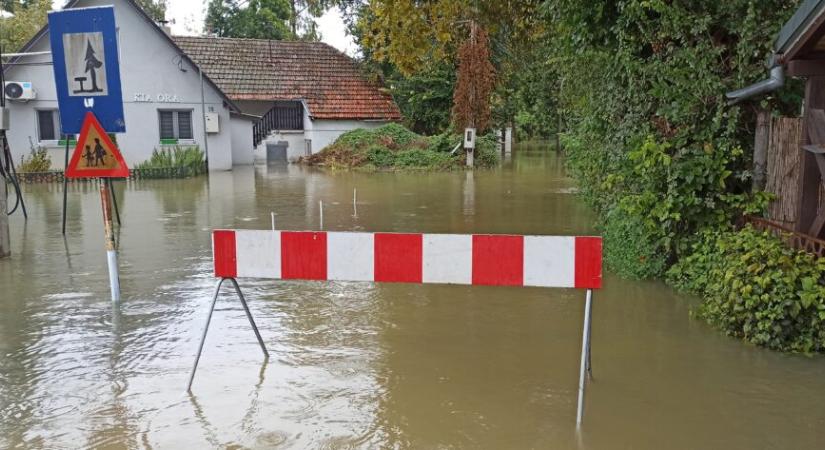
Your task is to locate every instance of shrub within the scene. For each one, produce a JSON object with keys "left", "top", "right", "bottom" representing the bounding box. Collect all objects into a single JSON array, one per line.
[
  {"left": 134, "top": 146, "right": 205, "bottom": 172},
  {"left": 302, "top": 123, "right": 497, "bottom": 170},
  {"left": 18, "top": 147, "right": 51, "bottom": 172},
  {"left": 602, "top": 204, "right": 668, "bottom": 279},
  {"left": 667, "top": 226, "right": 825, "bottom": 353}
]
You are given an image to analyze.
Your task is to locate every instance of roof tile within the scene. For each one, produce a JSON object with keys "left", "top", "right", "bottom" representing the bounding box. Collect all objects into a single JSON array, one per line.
[{"left": 173, "top": 36, "right": 402, "bottom": 121}]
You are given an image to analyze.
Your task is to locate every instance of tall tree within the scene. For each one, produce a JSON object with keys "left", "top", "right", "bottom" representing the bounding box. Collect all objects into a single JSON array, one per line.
[
  {"left": 288, "top": 0, "right": 332, "bottom": 39},
  {"left": 135, "top": 0, "right": 167, "bottom": 22},
  {"left": 0, "top": 0, "right": 50, "bottom": 52},
  {"left": 205, "top": 0, "right": 292, "bottom": 39}
]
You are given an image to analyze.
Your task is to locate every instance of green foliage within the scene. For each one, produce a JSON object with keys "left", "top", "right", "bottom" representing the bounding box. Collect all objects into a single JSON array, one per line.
[
  {"left": 389, "top": 63, "right": 456, "bottom": 135},
  {"left": 135, "top": 0, "right": 167, "bottom": 22},
  {"left": 205, "top": 0, "right": 292, "bottom": 39},
  {"left": 134, "top": 146, "right": 205, "bottom": 174},
  {"left": 0, "top": 0, "right": 51, "bottom": 52},
  {"left": 302, "top": 123, "right": 498, "bottom": 170},
  {"left": 18, "top": 147, "right": 51, "bottom": 173},
  {"left": 602, "top": 204, "right": 668, "bottom": 279},
  {"left": 549, "top": 0, "right": 796, "bottom": 277},
  {"left": 667, "top": 227, "right": 825, "bottom": 353}
]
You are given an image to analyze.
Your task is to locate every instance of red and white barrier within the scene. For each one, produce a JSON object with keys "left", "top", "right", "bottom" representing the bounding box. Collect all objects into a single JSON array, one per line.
[{"left": 212, "top": 230, "right": 602, "bottom": 289}]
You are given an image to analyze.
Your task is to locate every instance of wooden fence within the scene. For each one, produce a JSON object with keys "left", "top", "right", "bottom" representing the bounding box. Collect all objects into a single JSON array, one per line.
[
  {"left": 765, "top": 117, "right": 803, "bottom": 228},
  {"left": 757, "top": 116, "right": 825, "bottom": 257}
]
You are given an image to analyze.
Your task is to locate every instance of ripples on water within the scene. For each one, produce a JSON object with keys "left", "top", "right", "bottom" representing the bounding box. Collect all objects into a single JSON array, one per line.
[{"left": 1, "top": 149, "right": 824, "bottom": 449}]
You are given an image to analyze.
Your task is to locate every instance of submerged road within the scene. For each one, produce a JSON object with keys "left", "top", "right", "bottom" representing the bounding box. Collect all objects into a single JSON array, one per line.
[{"left": 1, "top": 146, "right": 824, "bottom": 448}]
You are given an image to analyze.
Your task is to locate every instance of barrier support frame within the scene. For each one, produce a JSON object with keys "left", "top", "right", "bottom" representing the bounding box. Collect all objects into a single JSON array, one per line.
[
  {"left": 187, "top": 277, "right": 269, "bottom": 392},
  {"left": 576, "top": 288, "right": 594, "bottom": 428}
]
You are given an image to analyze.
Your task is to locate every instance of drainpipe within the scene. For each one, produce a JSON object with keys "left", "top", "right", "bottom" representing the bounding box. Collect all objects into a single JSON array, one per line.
[
  {"left": 726, "top": 58, "right": 785, "bottom": 105},
  {"left": 725, "top": 56, "right": 784, "bottom": 193},
  {"left": 199, "top": 66, "right": 210, "bottom": 172}
]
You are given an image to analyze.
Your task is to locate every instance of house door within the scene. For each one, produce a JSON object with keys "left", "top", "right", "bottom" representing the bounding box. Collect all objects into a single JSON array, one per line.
[{"left": 266, "top": 141, "right": 288, "bottom": 163}]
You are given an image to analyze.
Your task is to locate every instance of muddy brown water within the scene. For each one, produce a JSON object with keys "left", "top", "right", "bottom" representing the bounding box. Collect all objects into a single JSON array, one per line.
[{"left": 1, "top": 147, "right": 824, "bottom": 449}]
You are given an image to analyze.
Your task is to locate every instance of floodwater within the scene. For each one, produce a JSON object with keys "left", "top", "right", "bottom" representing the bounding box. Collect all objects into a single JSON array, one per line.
[{"left": 1, "top": 147, "right": 824, "bottom": 449}]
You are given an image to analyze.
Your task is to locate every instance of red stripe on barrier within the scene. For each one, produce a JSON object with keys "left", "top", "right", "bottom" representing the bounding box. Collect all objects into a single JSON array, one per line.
[
  {"left": 374, "top": 233, "right": 423, "bottom": 283},
  {"left": 281, "top": 231, "right": 327, "bottom": 280},
  {"left": 472, "top": 235, "right": 524, "bottom": 286},
  {"left": 574, "top": 237, "right": 603, "bottom": 289},
  {"left": 213, "top": 230, "right": 237, "bottom": 278}
]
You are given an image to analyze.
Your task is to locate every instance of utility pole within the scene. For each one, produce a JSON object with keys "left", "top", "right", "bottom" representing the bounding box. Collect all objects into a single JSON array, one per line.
[
  {"left": 0, "top": 166, "right": 9, "bottom": 258},
  {"left": 0, "top": 47, "right": 10, "bottom": 258},
  {"left": 466, "top": 20, "right": 477, "bottom": 168}
]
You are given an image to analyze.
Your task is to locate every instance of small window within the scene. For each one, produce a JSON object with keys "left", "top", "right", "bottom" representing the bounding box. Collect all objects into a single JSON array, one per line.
[
  {"left": 37, "top": 110, "right": 58, "bottom": 141},
  {"left": 158, "top": 109, "right": 194, "bottom": 142},
  {"left": 36, "top": 110, "right": 73, "bottom": 143}
]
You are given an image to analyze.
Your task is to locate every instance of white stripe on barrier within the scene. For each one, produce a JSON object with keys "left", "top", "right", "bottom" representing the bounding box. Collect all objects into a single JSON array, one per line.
[
  {"left": 423, "top": 234, "right": 473, "bottom": 285},
  {"left": 236, "top": 230, "right": 281, "bottom": 279},
  {"left": 524, "top": 236, "right": 575, "bottom": 288},
  {"left": 328, "top": 232, "right": 374, "bottom": 281}
]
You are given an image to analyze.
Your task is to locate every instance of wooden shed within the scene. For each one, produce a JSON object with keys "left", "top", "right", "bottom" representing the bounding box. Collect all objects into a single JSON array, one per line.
[{"left": 729, "top": 0, "right": 825, "bottom": 243}]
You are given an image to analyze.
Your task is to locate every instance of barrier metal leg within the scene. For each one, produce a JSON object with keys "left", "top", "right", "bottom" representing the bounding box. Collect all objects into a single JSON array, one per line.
[
  {"left": 227, "top": 277, "right": 269, "bottom": 358},
  {"left": 187, "top": 278, "right": 268, "bottom": 392},
  {"left": 576, "top": 289, "right": 593, "bottom": 428},
  {"left": 586, "top": 294, "right": 593, "bottom": 380}
]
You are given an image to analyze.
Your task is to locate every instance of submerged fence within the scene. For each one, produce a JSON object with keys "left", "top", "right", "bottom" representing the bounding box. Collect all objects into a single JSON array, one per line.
[{"left": 16, "top": 164, "right": 207, "bottom": 183}]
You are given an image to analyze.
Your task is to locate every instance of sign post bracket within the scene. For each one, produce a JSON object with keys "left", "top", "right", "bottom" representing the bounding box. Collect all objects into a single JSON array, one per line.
[{"left": 187, "top": 277, "right": 269, "bottom": 392}]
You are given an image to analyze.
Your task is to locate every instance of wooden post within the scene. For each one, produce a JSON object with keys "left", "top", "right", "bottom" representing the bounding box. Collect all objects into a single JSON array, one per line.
[
  {"left": 100, "top": 180, "right": 120, "bottom": 302},
  {"left": 0, "top": 172, "right": 9, "bottom": 258},
  {"left": 753, "top": 108, "right": 771, "bottom": 191},
  {"left": 797, "top": 77, "right": 825, "bottom": 236}
]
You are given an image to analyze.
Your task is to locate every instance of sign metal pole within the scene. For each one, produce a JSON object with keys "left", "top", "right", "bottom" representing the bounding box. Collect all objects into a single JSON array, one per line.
[
  {"left": 100, "top": 179, "right": 120, "bottom": 302},
  {"left": 108, "top": 178, "right": 121, "bottom": 226},
  {"left": 576, "top": 288, "right": 593, "bottom": 428},
  {"left": 62, "top": 139, "right": 69, "bottom": 234}
]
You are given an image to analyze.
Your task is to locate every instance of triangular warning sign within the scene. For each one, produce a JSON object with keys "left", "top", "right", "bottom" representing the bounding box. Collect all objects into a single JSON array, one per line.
[{"left": 65, "top": 112, "right": 129, "bottom": 178}]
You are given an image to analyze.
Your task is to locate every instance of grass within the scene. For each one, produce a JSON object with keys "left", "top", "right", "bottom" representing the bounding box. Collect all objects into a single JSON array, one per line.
[{"left": 134, "top": 146, "right": 205, "bottom": 171}]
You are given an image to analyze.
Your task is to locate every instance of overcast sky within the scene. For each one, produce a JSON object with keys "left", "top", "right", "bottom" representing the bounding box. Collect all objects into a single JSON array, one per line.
[{"left": 52, "top": 0, "right": 357, "bottom": 55}]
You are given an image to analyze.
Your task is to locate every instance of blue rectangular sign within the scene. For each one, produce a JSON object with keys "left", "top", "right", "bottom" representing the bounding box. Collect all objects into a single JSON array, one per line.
[{"left": 48, "top": 6, "right": 125, "bottom": 134}]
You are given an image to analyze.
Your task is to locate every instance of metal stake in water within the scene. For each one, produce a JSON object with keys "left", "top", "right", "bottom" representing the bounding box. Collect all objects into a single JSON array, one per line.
[
  {"left": 271, "top": 212, "right": 276, "bottom": 231},
  {"left": 319, "top": 200, "right": 324, "bottom": 230},
  {"left": 353, "top": 188, "right": 358, "bottom": 218}
]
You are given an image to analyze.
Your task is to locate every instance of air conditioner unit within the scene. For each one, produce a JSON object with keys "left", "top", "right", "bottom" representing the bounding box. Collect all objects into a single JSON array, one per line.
[{"left": 4, "top": 81, "right": 36, "bottom": 101}]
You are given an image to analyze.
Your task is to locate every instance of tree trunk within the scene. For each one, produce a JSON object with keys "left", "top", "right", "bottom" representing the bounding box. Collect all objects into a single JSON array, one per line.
[
  {"left": 290, "top": 0, "right": 298, "bottom": 37},
  {"left": 752, "top": 107, "right": 770, "bottom": 191}
]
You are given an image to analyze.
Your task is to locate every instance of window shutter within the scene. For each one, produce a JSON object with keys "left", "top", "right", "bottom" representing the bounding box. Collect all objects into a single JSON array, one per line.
[
  {"left": 159, "top": 111, "right": 175, "bottom": 139},
  {"left": 177, "top": 111, "right": 193, "bottom": 139},
  {"left": 38, "top": 111, "right": 56, "bottom": 141}
]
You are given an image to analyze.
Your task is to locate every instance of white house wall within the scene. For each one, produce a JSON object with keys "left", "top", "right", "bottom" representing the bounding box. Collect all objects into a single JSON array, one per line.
[
  {"left": 306, "top": 119, "right": 388, "bottom": 154},
  {"left": 230, "top": 115, "right": 254, "bottom": 165},
  {"left": 254, "top": 107, "right": 391, "bottom": 163},
  {"left": 4, "top": 0, "right": 235, "bottom": 171}
]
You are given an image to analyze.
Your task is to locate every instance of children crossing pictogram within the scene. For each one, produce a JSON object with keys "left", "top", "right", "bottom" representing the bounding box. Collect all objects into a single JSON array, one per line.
[{"left": 65, "top": 112, "right": 128, "bottom": 178}]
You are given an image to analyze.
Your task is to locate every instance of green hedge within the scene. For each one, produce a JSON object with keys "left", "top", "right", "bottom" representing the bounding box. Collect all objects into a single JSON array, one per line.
[{"left": 667, "top": 226, "right": 825, "bottom": 353}]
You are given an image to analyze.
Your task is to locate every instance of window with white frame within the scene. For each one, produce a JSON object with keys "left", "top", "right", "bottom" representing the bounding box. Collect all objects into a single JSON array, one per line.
[
  {"left": 36, "top": 110, "right": 73, "bottom": 143},
  {"left": 158, "top": 109, "right": 194, "bottom": 143}
]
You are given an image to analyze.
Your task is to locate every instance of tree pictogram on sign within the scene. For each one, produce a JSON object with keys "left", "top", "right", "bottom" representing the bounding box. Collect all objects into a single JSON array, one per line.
[{"left": 65, "top": 112, "right": 129, "bottom": 178}]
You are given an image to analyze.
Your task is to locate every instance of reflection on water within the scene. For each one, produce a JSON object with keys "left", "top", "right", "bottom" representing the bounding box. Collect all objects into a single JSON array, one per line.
[{"left": 1, "top": 148, "right": 824, "bottom": 449}]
